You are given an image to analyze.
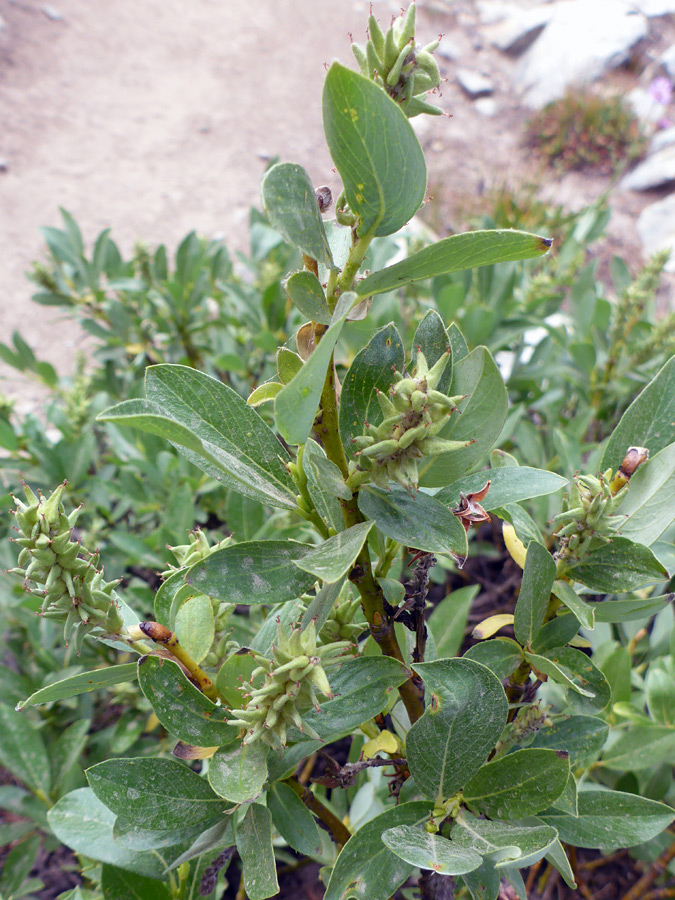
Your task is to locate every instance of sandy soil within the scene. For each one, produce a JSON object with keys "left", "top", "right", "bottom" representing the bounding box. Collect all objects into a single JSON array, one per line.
[{"left": 0, "top": 0, "right": 672, "bottom": 410}]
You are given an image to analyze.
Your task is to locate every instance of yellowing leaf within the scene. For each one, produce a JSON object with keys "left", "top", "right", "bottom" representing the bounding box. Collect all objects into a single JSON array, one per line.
[
  {"left": 472, "top": 614, "right": 514, "bottom": 640},
  {"left": 362, "top": 730, "right": 400, "bottom": 760},
  {"left": 503, "top": 522, "right": 527, "bottom": 569}
]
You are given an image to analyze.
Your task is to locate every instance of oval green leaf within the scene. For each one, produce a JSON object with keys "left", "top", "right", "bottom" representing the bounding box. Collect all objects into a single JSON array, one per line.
[
  {"left": 16, "top": 663, "right": 138, "bottom": 711},
  {"left": 381, "top": 825, "right": 482, "bottom": 875},
  {"left": 294, "top": 522, "right": 373, "bottom": 583},
  {"left": 208, "top": 741, "right": 269, "bottom": 804},
  {"left": 323, "top": 63, "right": 426, "bottom": 237},
  {"left": 285, "top": 270, "right": 332, "bottom": 324}
]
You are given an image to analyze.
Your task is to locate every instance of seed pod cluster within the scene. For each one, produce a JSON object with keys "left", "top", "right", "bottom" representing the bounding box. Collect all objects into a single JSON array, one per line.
[
  {"left": 165, "top": 530, "right": 235, "bottom": 669},
  {"left": 553, "top": 471, "right": 628, "bottom": 561},
  {"left": 318, "top": 593, "right": 364, "bottom": 646},
  {"left": 351, "top": 4, "right": 443, "bottom": 117},
  {"left": 228, "top": 621, "right": 352, "bottom": 748},
  {"left": 350, "top": 350, "right": 471, "bottom": 491},
  {"left": 10, "top": 483, "right": 123, "bottom": 650}
]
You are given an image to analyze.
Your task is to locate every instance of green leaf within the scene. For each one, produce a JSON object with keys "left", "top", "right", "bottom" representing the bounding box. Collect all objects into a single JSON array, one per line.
[
  {"left": 187, "top": 541, "right": 316, "bottom": 605},
  {"left": 294, "top": 522, "right": 373, "bottom": 583},
  {"left": 99, "top": 365, "right": 296, "bottom": 509},
  {"left": 551, "top": 580, "right": 594, "bottom": 630},
  {"left": 208, "top": 742, "right": 268, "bottom": 803},
  {"left": 303, "top": 439, "right": 346, "bottom": 532},
  {"left": 513, "top": 541, "right": 556, "bottom": 647},
  {"left": 16, "top": 663, "right": 138, "bottom": 710},
  {"left": 87, "top": 758, "right": 229, "bottom": 849},
  {"left": 600, "top": 726, "right": 675, "bottom": 771},
  {"left": 428, "top": 585, "right": 480, "bottom": 659},
  {"left": 268, "top": 783, "right": 322, "bottom": 857},
  {"left": 301, "top": 578, "right": 346, "bottom": 633},
  {"left": 298, "top": 656, "right": 409, "bottom": 743},
  {"left": 52, "top": 719, "right": 91, "bottom": 796},
  {"left": 101, "top": 865, "right": 171, "bottom": 900},
  {"left": 591, "top": 594, "right": 672, "bottom": 623},
  {"left": 464, "top": 639, "right": 524, "bottom": 680},
  {"left": 277, "top": 347, "right": 303, "bottom": 384},
  {"left": 381, "top": 826, "right": 482, "bottom": 875},
  {"left": 530, "top": 614, "right": 580, "bottom": 655},
  {"left": 601, "top": 356, "right": 675, "bottom": 471},
  {"left": 261, "top": 162, "right": 334, "bottom": 268},
  {"left": 419, "top": 347, "right": 508, "bottom": 487},
  {"left": 357, "top": 230, "right": 552, "bottom": 297},
  {"left": 531, "top": 716, "right": 609, "bottom": 769},
  {"left": 647, "top": 666, "right": 675, "bottom": 725},
  {"left": 247, "top": 381, "right": 283, "bottom": 407},
  {"left": 48, "top": 788, "right": 175, "bottom": 878},
  {"left": 0, "top": 705, "right": 51, "bottom": 795},
  {"left": 323, "top": 801, "right": 433, "bottom": 900},
  {"left": 452, "top": 813, "right": 558, "bottom": 868},
  {"left": 615, "top": 441, "right": 675, "bottom": 545},
  {"left": 274, "top": 292, "right": 355, "bottom": 445},
  {"left": 411, "top": 310, "right": 453, "bottom": 394},
  {"left": 339, "top": 323, "right": 405, "bottom": 456},
  {"left": 165, "top": 819, "right": 234, "bottom": 872},
  {"left": 358, "top": 486, "right": 468, "bottom": 558},
  {"left": 567, "top": 537, "right": 668, "bottom": 593},
  {"left": 216, "top": 651, "right": 259, "bottom": 709},
  {"left": 323, "top": 63, "right": 426, "bottom": 237},
  {"left": 545, "top": 839, "right": 576, "bottom": 888},
  {"left": 553, "top": 774, "right": 578, "bottom": 816},
  {"left": 433, "top": 467, "right": 567, "bottom": 510},
  {"left": 539, "top": 789, "right": 675, "bottom": 850},
  {"left": 137, "top": 656, "right": 237, "bottom": 748},
  {"left": 173, "top": 594, "right": 214, "bottom": 664},
  {"left": 407, "top": 659, "right": 508, "bottom": 801},
  {"left": 0, "top": 834, "right": 41, "bottom": 897},
  {"left": 236, "top": 804, "right": 279, "bottom": 900},
  {"left": 285, "top": 271, "right": 332, "bottom": 324},
  {"left": 526, "top": 647, "right": 610, "bottom": 712},
  {"left": 463, "top": 749, "right": 570, "bottom": 819},
  {"left": 461, "top": 857, "right": 500, "bottom": 900}
]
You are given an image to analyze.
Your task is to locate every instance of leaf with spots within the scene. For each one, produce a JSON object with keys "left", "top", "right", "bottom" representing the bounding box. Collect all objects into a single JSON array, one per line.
[
  {"left": 526, "top": 647, "right": 611, "bottom": 714},
  {"left": 186, "top": 540, "right": 317, "bottom": 605},
  {"left": 208, "top": 741, "right": 269, "bottom": 804},
  {"left": 100, "top": 865, "right": 171, "bottom": 900},
  {"left": 261, "top": 162, "right": 334, "bottom": 269},
  {"left": 381, "top": 825, "right": 482, "bottom": 875},
  {"left": 16, "top": 663, "right": 138, "bottom": 711},
  {"left": 323, "top": 63, "right": 426, "bottom": 237},
  {"left": 567, "top": 537, "right": 668, "bottom": 594},
  {"left": 339, "top": 323, "right": 405, "bottom": 456},
  {"left": 463, "top": 749, "right": 570, "bottom": 819},
  {"left": 452, "top": 813, "right": 559, "bottom": 868},
  {"left": 137, "top": 656, "right": 238, "bottom": 748},
  {"left": 323, "top": 801, "right": 434, "bottom": 900},
  {"left": 87, "top": 757, "right": 230, "bottom": 850},
  {"left": 406, "top": 659, "right": 508, "bottom": 802},
  {"left": 236, "top": 804, "right": 279, "bottom": 900},
  {"left": 294, "top": 521, "right": 373, "bottom": 583}
]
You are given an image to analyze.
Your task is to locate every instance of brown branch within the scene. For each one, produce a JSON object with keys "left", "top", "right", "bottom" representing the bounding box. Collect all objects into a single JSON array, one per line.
[
  {"left": 621, "top": 839, "right": 675, "bottom": 900},
  {"left": 284, "top": 776, "right": 352, "bottom": 847}
]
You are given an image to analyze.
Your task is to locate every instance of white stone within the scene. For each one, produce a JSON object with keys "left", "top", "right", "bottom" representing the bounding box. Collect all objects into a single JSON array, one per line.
[
  {"left": 630, "top": 0, "right": 675, "bottom": 13},
  {"left": 474, "top": 97, "right": 499, "bottom": 116},
  {"left": 651, "top": 126, "right": 675, "bottom": 153},
  {"left": 484, "top": 6, "right": 553, "bottom": 55},
  {"left": 476, "top": 0, "right": 517, "bottom": 25},
  {"left": 637, "top": 192, "right": 675, "bottom": 272},
  {"left": 456, "top": 68, "right": 495, "bottom": 97},
  {"left": 657, "top": 44, "right": 675, "bottom": 80},
  {"left": 515, "top": 0, "right": 648, "bottom": 109},
  {"left": 622, "top": 144, "right": 675, "bottom": 190},
  {"left": 627, "top": 87, "right": 668, "bottom": 125}
]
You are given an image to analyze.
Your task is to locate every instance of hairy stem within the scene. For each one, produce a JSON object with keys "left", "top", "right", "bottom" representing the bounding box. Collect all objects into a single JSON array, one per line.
[{"left": 133, "top": 622, "right": 221, "bottom": 703}]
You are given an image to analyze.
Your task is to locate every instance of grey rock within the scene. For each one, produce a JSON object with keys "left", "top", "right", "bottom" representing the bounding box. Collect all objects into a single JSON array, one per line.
[
  {"left": 622, "top": 144, "right": 675, "bottom": 190},
  {"left": 476, "top": 0, "right": 515, "bottom": 25},
  {"left": 484, "top": 6, "right": 553, "bottom": 55},
  {"left": 437, "top": 39, "right": 461, "bottom": 62},
  {"left": 515, "top": 0, "right": 647, "bottom": 109},
  {"left": 657, "top": 44, "right": 675, "bottom": 80},
  {"left": 637, "top": 192, "right": 675, "bottom": 272},
  {"left": 474, "top": 97, "right": 499, "bottom": 116},
  {"left": 41, "top": 4, "right": 64, "bottom": 20},
  {"left": 456, "top": 68, "right": 495, "bottom": 97}
]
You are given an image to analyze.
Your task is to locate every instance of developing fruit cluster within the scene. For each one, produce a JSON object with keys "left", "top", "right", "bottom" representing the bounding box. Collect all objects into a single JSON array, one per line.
[
  {"left": 350, "top": 350, "right": 471, "bottom": 491},
  {"left": 10, "top": 483, "right": 123, "bottom": 649},
  {"left": 553, "top": 471, "right": 628, "bottom": 561},
  {"left": 351, "top": 4, "right": 443, "bottom": 117},
  {"left": 228, "top": 621, "right": 352, "bottom": 748},
  {"left": 165, "top": 530, "right": 235, "bottom": 668}
]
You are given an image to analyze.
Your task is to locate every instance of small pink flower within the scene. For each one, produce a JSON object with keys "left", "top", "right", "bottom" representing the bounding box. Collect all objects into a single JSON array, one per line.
[{"left": 649, "top": 76, "right": 673, "bottom": 106}]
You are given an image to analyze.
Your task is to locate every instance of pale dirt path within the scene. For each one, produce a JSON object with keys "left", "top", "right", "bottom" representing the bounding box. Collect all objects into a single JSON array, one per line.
[{"left": 0, "top": 0, "right": 443, "bottom": 408}]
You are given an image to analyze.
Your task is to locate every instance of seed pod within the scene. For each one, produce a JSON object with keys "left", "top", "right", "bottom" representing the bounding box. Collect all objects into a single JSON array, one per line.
[{"left": 351, "top": 42, "right": 369, "bottom": 75}]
